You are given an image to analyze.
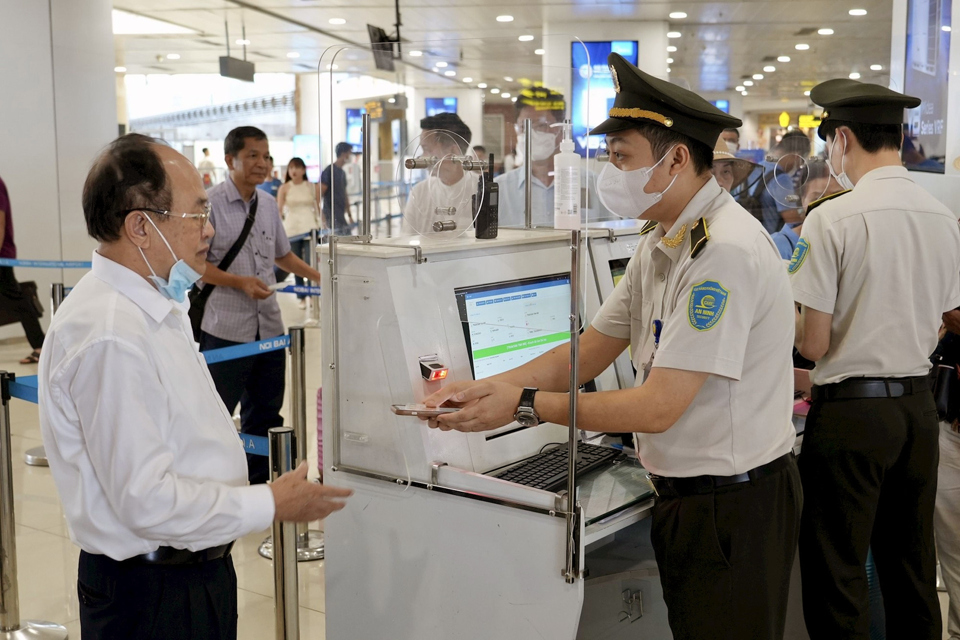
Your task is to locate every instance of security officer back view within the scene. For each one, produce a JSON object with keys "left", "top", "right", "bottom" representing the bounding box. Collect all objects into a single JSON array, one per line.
[{"left": 792, "top": 79, "right": 960, "bottom": 639}]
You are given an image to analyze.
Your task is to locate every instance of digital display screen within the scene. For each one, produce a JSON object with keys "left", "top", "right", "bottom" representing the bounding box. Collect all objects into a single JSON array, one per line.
[
  {"left": 425, "top": 97, "right": 458, "bottom": 117},
  {"left": 346, "top": 108, "right": 364, "bottom": 154},
  {"left": 904, "top": 0, "right": 951, "bottom": 173},
  {"left": 712, "top": 99, "right": 731, "bottom": 114},
  {"left": 455, "top": 274, "right": 571, "bottom": 379},
  {"left": 571, "top": 41, "right": 639, "bottom": 157},
  {"left": 609, "top": 258, "right": 629, "bottom": 287}
]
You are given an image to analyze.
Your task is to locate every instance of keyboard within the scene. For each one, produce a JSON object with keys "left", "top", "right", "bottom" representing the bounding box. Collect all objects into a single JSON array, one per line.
[{"left": 491, "top": 442, "right": 625, "bottom": 493}]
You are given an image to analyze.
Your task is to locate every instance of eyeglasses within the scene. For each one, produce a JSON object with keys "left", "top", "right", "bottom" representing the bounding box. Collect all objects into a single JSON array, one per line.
[
  {"left": 119, "top": 202, "right": 212, "bottom": 227},
  {"left": 514, "top": 120, "right": 557, "bottom": 135}
]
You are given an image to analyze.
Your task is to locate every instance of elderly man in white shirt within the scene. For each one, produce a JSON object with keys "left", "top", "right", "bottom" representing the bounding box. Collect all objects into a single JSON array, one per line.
[{"left": 38, "top": 133, "right": 351, "bottom": 640}]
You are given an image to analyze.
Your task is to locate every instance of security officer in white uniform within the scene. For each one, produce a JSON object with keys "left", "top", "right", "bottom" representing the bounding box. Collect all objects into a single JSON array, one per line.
[
  {"left": 423, "top": 54, "right": 801, "bottom": 640},
  {"left": 792, "top": 79, "right": 960, "bottom": 639}
]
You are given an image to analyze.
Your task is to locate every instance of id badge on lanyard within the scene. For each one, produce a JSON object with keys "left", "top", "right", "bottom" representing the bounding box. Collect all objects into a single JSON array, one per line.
[{"left": 641, "top": 319, "right": 663, "bottom": 383}]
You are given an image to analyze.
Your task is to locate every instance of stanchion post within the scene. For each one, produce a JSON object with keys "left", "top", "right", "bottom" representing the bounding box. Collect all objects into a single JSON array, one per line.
[
  {"left": 0, "top": 372, "right": 68, "bottom": 639},
  {"left": 306, "top": 230, "right": 320, "bottom": 325},
  {"left": 50, "top": 283, "right": 64, "bottom": 316},
  {"left": 524, "top": 118, "right": 533, "bottom": 229},
  {"left": 269, "top": 427, "right": 300, "bottom": 640}
]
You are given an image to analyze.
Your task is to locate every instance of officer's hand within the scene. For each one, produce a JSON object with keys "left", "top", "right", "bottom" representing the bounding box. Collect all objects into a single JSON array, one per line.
[
  {"left": 240, "top": 276, "right": 272, "bottom": 300},
  {"left": 270, "top": 462, "right": 353, "bottom": 522},
  {"left": 944, "top": 310, "right": 960, "bottom": 336},
  {"left": 423, "top": 380, "right": 523, "bottom": 433}
]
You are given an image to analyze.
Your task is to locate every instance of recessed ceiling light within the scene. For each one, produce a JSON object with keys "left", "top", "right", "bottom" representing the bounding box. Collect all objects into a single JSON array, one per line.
[
  {"left": 818, "top": 28, "right": 834, "bottom": 35},
  {"left": 504, "top": 76, "right": 513, "bottom": 81},
  {"left": 667, "top": 45, "right": 678, "bottom": 52},
  {"left": 478, "top": 82, "right": 487, "bottom": 88},
  {"left": 235, "top": 39, "right": 250, "bottom": 45},
  {"left": 534, "top": 48, "right": 545, "bottom": 55},
  {"left": 409, "top": 50, "right": 423, "bottom": 57},
  {"left": 666, "top": 58, "right": 674, "bottom": 63},
  {"left": 497, "top": 15, "right": 514, "bottom": 22},
  {"left": 518, "top": 35, "right": 534, "bottom": 42},
  {"left": 744, "top": 80, "right": 754, "bottom": 86},
  {"left": 849, "top": 9, "right": 867, "bottom": 16},
  {"left": 166, "top": 53, "right": 180, "bottom": 60},
  {"left": 753, "top": 73, "right": 764, "bottom": 80},
  {"left": 491, "top": 88, "right": 501, "bottom": 94},
  {"left": 462, "top": 77, "right": 473, "bottom": 83},
  {"left": 666, "top": 67, "right": 672, "bottom": 73},
  {"left": 502, "top": 93, "right": 511, "bottom": 98},
  {"left": 114, "top": 66, "right": 127, "bottom": 73},
  {"left": 849, "top": 72, "right": 861, "bottom": 79},
  {"left": 435, "top": 61, "right": 448, "bottom": 68},
  {"left": 511, "top": 97, "right": 518, "bottom": 102},
  {"left": 795, "top": 43, "right": 810, "bottom": 50},
  {"left": 804, "top": 90, "right": 811, "bottom": 96},
  {"left": 764, "top": 66, "right": 776, "bottom": 72},
  {"left": 387, "top": 98, "right": 396, "bottom": 103},
  {"left": 667, "top": 31, "right": 682, "bottom": 38},
  {"left": 328, "top": 18, "right": 346, "bottom": 25},
  {"left": 444, "top": 70, "right": 456, "bottom": 77},
  {"left": 778, "top": 56, "right": 791, "bottom": 62},
  {"left": 943, "top": 25, "right": 953, "bottom": 32},
  {"left": 286, "top": 52, "right": 300, "bottom": 59},
  {"left": 735, "top": 85, "right": 745, "bottom": 91},
  {"left": 741, "top": 91, "right": 748, "bottom": 96},
  {"left": 870, "top": 64, "right": 883, "bottom": 71},
  {"left": 669, "top": 11, "right": 688, "bottom": 19},
  {"left": 111, "top": 9, "right": 196, "bottom": 35}
]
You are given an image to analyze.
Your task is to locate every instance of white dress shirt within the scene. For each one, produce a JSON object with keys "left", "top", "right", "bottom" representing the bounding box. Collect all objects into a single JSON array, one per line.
[{"left": 38, "top": 252, "right": 275, "bottom": 561}]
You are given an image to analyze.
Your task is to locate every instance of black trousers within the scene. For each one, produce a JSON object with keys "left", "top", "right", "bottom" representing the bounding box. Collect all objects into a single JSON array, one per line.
[
  {"left": 77, "top": 551, "right": 237, "bottom": 640},
  {"left": 650, "top": 457, "right": 802, "bottom": 640},
  {"left": 0, "top": 266, "right": 44, "bottom": 349},
  {"left": 200, "top": 330, "right": 285, "bottom": 484},
  {"left": 798, "top": 391, "right": 941, "bottom": 639}
]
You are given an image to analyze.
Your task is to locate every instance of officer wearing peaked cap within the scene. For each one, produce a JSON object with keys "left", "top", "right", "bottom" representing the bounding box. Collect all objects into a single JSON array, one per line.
[
  {"left": 792, "top": 78, "right": 960, "bottom": 639},
  {"left": 423, "top": 53, "right": 802, "bottom": 640}
]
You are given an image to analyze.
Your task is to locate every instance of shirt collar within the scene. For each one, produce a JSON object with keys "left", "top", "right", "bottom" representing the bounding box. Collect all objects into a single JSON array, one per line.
[
  {"left": 856, "top": 165, "right": 911, "bottom": 185},
  {"left": 516, "top": 171, "right": 553, "bottom": 190},
  {"left": 650, "top": 177, "right": 724, "bottom": 263},
  {"left": 224, "top": 176, "right": 257, "bottom": 205},
  {"left": 91, "top": 251, "right": 178, "bottom": 324}
]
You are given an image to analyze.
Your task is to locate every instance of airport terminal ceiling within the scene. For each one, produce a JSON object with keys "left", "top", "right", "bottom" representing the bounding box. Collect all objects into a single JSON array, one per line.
[{"left": 114, "top": 0, "right": 894, "bottom": 100}]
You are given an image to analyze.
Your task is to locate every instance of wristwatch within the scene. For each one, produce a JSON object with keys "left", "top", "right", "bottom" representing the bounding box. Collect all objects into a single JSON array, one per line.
[{"left": 514, "top": 387, "right": 541, "bottom": 427}]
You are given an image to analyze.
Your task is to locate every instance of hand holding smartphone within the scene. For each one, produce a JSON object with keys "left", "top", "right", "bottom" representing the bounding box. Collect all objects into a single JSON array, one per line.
[{"left": 391, "top": 403, "right": 461, "bottom": 418}]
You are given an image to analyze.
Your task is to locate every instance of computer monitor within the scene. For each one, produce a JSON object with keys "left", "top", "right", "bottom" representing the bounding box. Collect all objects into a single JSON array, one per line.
[
  {"left": 609, "top": 258, "right": 629, "bottom": 288},
  {"left": 455, "top": 274, "right": 571, "bottom": 380},
  {"left": 425, "top": 97, "right": 458, "bottom": 117},
  {"left": 345, "top": 108, "right": 364, "bottom": 154}
]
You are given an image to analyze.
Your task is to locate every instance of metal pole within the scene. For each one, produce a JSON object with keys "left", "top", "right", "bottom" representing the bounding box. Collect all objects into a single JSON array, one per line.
[
  {"left": 563, "top": 231, "right": 581, "bottom": 584},
  {"left": 269, "top": 427, "right": 300, "bottom": 640},
  {"left": 259, "top": 328, "right": 324, "bottom": 562},
  {"left": 24, "top": 286, "right": 62, "bottom": 468},
  {"left": 305, "top": 230, "right": 320, "bottom": 326},
  {"left": 0, "top": 372, "right": 68, "bottom": 639},
  {"left": 361, "top": 113, "right": 372, "bottom": 240},
  {"left": 524, "top": 118, "right": 533, "bottom": 229}
]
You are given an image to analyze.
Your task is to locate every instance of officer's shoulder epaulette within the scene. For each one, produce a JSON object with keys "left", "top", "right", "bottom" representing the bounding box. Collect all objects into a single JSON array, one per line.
[
  {"left": 638, "top": 220, "right": 658, "bottom": 236},
  {"left": 805, "top": 189, "right": 851, "bottom": 215},
  {"left": 690, "top": 217, "right": 709, "bottom": 259}
]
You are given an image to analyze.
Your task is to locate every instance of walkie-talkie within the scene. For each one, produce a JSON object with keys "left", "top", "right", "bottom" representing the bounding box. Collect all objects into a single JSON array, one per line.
[{"left": 473, "top": 153, "right": 498, "bottom": 239}]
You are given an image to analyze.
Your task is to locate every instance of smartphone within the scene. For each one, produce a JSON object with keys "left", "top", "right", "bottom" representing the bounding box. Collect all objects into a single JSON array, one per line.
[{"left": 391, "top": 403, "right": 461, "bottom": 417}]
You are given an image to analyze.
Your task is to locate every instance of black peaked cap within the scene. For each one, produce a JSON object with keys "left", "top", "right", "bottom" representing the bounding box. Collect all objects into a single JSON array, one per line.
[{"left": 810, "top": 78, "right": 920, "bottom": 140}]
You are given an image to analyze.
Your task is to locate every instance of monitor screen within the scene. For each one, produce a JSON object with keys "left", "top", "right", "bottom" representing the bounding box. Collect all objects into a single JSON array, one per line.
[
  {"left": 903, "top": 0, "right": 950, "bottom": 173},
  {"left": 609, "top": 258, "right": 629, "bottom": 287},
  {"left": 711, "top": 99, "right": 730, "bottom": 114},
  {"left": 425, "top": 97, "right": 458, "bottom": 117},
  {"left": 345, "top": 108, "right": 364, "bottom": 154},
  {"left": 570, "top": 41, "right": 639, "bottom": 157},
  {"left": 455, "top": 274, "right": 571, "bottom": 380}
]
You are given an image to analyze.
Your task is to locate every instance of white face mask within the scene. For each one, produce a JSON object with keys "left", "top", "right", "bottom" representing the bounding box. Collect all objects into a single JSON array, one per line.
[
  {"left": 138, "top": 215, "right": 203, "bottom": 303},
  {"left": 518, "top": 130, "right": 559, "bottom": 162},
  {"left": 597, "top": 146, "right": 678, "bottom": 218},
  {"left": 828, "top": 132, "right": 855, "bottom": 190}
]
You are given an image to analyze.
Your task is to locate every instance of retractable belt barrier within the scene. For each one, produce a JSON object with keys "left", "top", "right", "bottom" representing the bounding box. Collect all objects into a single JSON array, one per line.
[
  {"left": 0, "top": 258, "right": 92, "bottom": 269},
  {"left": 6, "top": 335, "right": 293, "bottom": 457}
]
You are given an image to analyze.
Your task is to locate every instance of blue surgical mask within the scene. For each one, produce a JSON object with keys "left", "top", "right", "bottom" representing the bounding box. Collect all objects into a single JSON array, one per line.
[{"left": 138, "top": 215, "right": 203, "bottom": 303}]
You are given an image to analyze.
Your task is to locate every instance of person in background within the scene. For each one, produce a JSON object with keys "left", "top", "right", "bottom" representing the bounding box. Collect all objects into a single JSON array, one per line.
[
  {"left": 495, "top": 87, "right": 609, "bottom": 226},
  {"left": 320, "top": 142, "right": 354, "bottom": 235},
  {"left": 276, "top": 157, "right": 321, "bottom": 309},
  {"left": 902, "top": 135, "right": 946, "bottom": 172},
  {"left": 0, "top": 173, "right": 46, "bottom": 364},
  {"left": 199, "top": 126, "right": 324, "bottom": 484},
  {"left": 935, "top": 308, "right": 960, "bottom": 640},
  {"left": 769, "top": 160, "right": 844, "bottom": 260},
  {"left": 472, "top": 144, "right": 487, "bottom": 159},
  {"left": 721, "top": 127, "right": 740, "bottom": 152},
  {"left": 198, "top": 147, "right": 217, "bottom": 188},
  {"left": 755, "top": 130, "right": 811, "bottom": 234},
  {"left": 39, "top": 133, "right": 351, "bottom": 639},
  {"left": 402, "top": 113, "right": 476, "bottom": 236},
  {"left": 257, "top": 155, "right": 282, "bottom": 198},
  {"left": 711, "top": 137, "right": 757, "bottom": 194}
]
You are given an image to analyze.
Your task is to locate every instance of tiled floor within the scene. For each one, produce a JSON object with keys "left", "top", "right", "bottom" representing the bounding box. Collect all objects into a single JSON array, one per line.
[
  {"left": 0, "top": 290, "right": 325, "bottom": 639},
  {"left": 1, "top": 290, "right": 957, "bottom": 639}
]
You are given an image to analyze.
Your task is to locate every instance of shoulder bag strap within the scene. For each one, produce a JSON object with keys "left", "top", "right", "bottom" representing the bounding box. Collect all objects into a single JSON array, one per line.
[{"left": 190, "top": 194, "right": 258, "bottom": 304}]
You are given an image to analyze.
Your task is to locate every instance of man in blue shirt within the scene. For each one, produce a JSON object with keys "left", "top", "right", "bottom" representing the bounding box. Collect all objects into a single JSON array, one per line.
[
  {"left": 770, "top": 160, "right": 843, "bottom": 259},
  {"left": 257, "top": 154, "right": 282, "bottom": 198},
  {"left": 321, "top": 142, "right": 354, "bottom": 235},
  {"left": 756, "top": 130, "right": 810, "bottom": 234}
]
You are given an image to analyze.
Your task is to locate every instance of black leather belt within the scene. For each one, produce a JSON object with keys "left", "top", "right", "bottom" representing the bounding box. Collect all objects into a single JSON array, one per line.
[
  {"left": 811, "top": 376, "right": 928, "bottom": 402},
  {"left": 650, "top": 452, "right": 794, "bottom": 498},
  {"left": 126, "top": 542, "right": 234, "bottom": 566}
]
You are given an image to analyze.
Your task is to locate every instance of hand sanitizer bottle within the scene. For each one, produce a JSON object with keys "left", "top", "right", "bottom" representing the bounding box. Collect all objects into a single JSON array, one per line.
[{"left": 552, "top": 122, "right": 580, "bottom": 230}]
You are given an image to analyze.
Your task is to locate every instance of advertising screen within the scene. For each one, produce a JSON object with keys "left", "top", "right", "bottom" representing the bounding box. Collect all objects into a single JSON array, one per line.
[
  {"left": 571, "top": 41, "right": 639, "bottom": 157},
  {"left": 904, "top": 0, "right": 951, "bottom": 172},
  {"left": 425, "top": 97, "right": 458, "bottom": 117},
  {"left": 346, "top": 108, "right": 364, "bottom": 154}
]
